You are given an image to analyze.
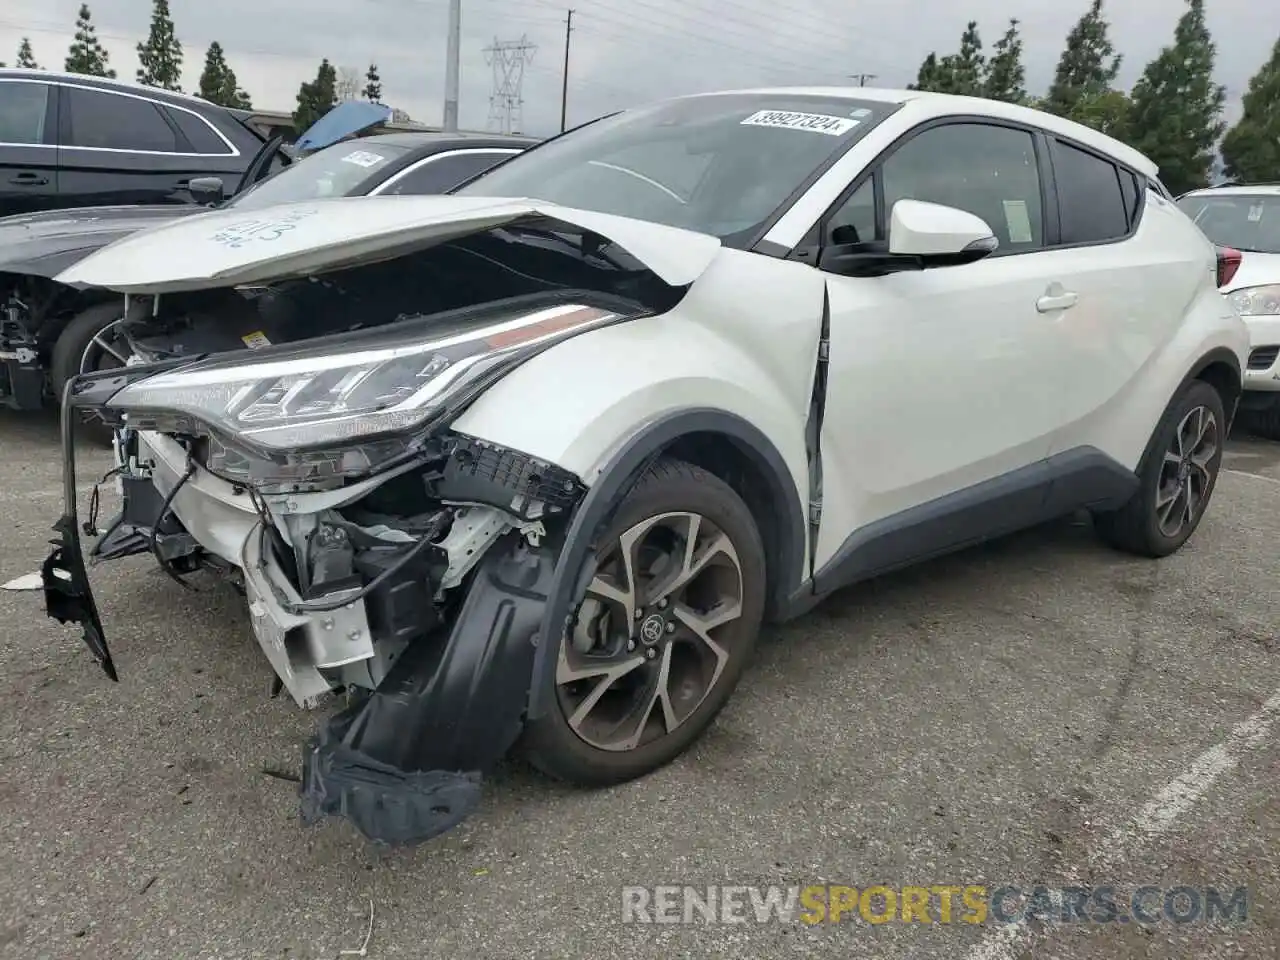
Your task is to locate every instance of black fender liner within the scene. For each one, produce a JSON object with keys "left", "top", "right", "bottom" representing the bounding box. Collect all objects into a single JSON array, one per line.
[
  {"left": 298, "top": 528, "right": 558, "bottom": 846},
  {"left": 525, "top": 408, "right": 808, "bottom": 721},
  {"left": 1184, "top": 345, "right": 1243, "bottom": 432}
]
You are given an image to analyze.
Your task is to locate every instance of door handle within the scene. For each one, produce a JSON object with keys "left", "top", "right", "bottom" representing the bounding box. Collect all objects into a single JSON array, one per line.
[
  {"left": 1036, "top": 290, "right": 1078, "bottom": 313},
  {"left": 9, "top": 174, "right": 49, "bottom": 186}
]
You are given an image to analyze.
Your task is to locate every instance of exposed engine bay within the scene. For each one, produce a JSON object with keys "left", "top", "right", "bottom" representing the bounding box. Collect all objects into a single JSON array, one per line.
[
  {"left": 116, "top": 224, "right": 680, "bottom": 367},
  {"left": 41, "top": 223, "right": 680, "bottom": 845}
]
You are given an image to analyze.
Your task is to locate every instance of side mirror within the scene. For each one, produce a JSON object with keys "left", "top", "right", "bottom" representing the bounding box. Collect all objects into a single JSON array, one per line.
[
  {"left": 887, "top": 199, "right": 998, "bottom": 263},
  {"left": 188, "top": 176, "right": 225, "bottom": 206}
]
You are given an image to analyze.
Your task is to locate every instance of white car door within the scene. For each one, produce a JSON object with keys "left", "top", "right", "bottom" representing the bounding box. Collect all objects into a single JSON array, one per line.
[
  {"left": 803, "top": 120, "right": 1070, "bottom": 578},
  {"left": 1036, "top": 136, "right": 1204, "bottom": 455}
]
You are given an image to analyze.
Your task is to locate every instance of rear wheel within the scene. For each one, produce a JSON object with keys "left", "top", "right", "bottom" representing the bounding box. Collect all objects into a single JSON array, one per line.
[
  {"left": 520, "top": 458, "right": 766, "bottom": 786},
  {"left": 1092, "top": 379, "right": 1225, "bottom": 557}
]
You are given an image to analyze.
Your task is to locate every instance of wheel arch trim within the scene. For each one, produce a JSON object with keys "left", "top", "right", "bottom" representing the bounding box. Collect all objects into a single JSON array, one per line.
[
  {"left": 526, "top": 407, "right": 808, "bottom": 719},
  {"left": 1186, "top": 345, "right": 1244, "bottom": 429}
]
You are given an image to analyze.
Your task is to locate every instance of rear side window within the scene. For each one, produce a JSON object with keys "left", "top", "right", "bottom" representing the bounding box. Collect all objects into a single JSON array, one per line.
[
  {"left": 1051, "top": 140, "right": 1128, "bottom": 244},
  {"left": 166, "top": 107, "right": 232, "bottom": 155},
  {"left": 0, "top": 80, "right": 51, "bottom": 145},
  {"left": 64, "top": 86, "right": 179, "bottom": 152},
  {"left": 382, "top": 150, "right": 519, "bottom": 195}
]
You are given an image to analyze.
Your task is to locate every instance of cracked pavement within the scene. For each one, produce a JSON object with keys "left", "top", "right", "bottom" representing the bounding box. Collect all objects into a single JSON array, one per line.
[{"left": 0, "top": 410, "right": 1276, "bottom": 959}]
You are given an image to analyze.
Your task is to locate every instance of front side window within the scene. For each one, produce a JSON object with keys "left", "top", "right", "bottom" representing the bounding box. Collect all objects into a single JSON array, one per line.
[
  {"left": 64, "top": 87, "right": 180, "bottom": 152},
  {"left": 0, "top": 80, "right": 51, "bottom": 145},
  {"left": 229, "top": 139, "right": 411, "bottom": 210},
  {"left": 380, "top": 150, "right": 518, "bottom": 195},
  {"left": 879, "top": 122, "right": 1044, "bottom": 253},
  {"left": 457, "top": 94, "right": 894, "bottom": 242},
  {"left": 1177, "top": 194, "right": 1280, "bottom": 255}
]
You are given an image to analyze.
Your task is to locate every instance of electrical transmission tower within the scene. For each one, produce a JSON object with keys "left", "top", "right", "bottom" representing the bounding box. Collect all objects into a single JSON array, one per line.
[{"left": 484, "top": 35, "right": 536, "bottom": 134}]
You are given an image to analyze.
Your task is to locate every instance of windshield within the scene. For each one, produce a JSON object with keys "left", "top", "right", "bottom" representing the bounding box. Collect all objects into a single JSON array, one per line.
[
  {"left": 1178, "top": 194, "right": 1280, "bottom": 254},
  {"left": 230, "top": 140, "right": 411, "bottom": 211},
  {"left": 455, "top": 94, "right": 894, "bottom": 241}
]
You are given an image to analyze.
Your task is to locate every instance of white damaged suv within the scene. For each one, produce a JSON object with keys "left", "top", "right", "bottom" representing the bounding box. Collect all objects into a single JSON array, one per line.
[{"left": 28, "top": 88, "right": 1248, "bottom": 846}]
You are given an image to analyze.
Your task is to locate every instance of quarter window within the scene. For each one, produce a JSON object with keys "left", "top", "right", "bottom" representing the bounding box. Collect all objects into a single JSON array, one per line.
[
  {"left": 880, "top": 122, "right": 1044, "bottom": 252},
  {"left": 64, "top": 86, "right": 179, "bottom": 152},
  {"left": 1051, "top": 140, "right": 1129, "bottom": 244},
  {"left": 166, "top": 107, "right": 232, "bottom": 155},
  {"left": 0, "top": 81, "right": 51, "bottom": 145},
  {"left": 827, "top": 178, "right": 876, "bottom": 245}
]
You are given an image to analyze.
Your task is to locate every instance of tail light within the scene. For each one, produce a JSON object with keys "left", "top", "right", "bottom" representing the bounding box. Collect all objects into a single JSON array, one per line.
[{"left": 1216, "top": 246, "right": 1243, "bottom": 288}]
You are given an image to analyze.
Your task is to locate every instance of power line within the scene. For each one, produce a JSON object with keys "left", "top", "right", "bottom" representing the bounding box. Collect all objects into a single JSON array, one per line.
[{"left": 483, "top": 34, "right": 536, "bottom": 134}]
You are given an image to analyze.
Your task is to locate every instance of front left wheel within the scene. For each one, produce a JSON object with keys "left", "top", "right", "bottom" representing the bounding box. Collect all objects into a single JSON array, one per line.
[{"left": 521, "top": 458, "right": 766, "bottom": 787}]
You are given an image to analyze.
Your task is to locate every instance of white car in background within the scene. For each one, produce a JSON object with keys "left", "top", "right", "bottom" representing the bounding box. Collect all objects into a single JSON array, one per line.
[
  {"left": 25, "top": 87, "right": 1248, "bottom": 847},
  {"left": 1178, "top": 184, "right": 1280, "bottom": 438}
]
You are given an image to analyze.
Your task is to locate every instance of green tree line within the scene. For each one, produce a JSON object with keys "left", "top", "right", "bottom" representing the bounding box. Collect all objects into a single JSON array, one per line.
[
  {"left": 3, "top": 1, "right": 391, "bottom": 129},
  {"left": 910, "top": 0, "right": 1280, "bottom": 193}
]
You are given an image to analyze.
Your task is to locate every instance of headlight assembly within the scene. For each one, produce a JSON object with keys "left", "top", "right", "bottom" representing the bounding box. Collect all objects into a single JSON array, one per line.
[
  {"left": 1230, "top": 283, "right": 1280, "bottom": 317},
  {"left": 107, "top": 301, "right": 622, "bottom": 486}
]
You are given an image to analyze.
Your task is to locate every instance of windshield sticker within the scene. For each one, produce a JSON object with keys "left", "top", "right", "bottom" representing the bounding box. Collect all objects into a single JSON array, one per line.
[
  {"left": 241, "top": 331, "right": 271, "bottom": 349},
  {"left": 740, "top": 110, "right": 860, "bottom": 136},
  {"left": 1248, "top": 203, "right": 1264, "bottom": 222},
  {"left": 341, "top": 150, "right": 386, "bottom": 168},
  {"left": 1002, "top": 199, "right": 1033, "bottom": 244},
  {"left": 208, "top": 209, "right": 319, "bottom": 249}
]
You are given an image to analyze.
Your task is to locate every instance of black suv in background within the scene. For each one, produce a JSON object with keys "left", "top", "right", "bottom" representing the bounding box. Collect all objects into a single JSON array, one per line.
[{"left": 0, "top": 68, "right": 269, "bottom": 214}]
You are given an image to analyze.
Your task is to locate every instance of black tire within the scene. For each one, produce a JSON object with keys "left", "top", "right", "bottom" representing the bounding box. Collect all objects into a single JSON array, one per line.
[
  {"left": 1242, "top": 396, "right": 1280, "bottom": 441},
  {"left": 520, "top": 457, "right": 766, "bottom": 786},
  {"left": 1092, "top": 379, "right": 1226, "bottom": 558},
  {"left": 49, "top": 301, "right": 127, "bottom": 399}
]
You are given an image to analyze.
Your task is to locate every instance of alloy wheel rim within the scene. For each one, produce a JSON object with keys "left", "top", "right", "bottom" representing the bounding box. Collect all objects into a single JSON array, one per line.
[
  {"left": 556, "top": 511, "right": 745, "bottom": 752},
  {"left": 1156, "top": 405, "right": 1218, "bottom": 539},
  {"left": 78, "top": 318, "right": 129, "bottom": 376}
]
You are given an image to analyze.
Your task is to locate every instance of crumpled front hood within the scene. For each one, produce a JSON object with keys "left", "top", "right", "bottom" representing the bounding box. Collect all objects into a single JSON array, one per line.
[
  {"left": 0, "top": 205, "right": 204, "bottom": 279},
  {"left": 54, "top": 194, "right": 724, "bottom": 293}
]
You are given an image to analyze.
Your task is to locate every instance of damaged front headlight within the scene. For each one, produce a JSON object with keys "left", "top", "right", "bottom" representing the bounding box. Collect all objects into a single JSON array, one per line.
[{"left": 107, "top": 301, "right": 621, "bottom": 485}]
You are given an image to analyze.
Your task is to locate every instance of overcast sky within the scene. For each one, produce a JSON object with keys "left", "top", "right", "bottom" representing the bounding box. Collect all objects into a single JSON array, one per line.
[{"left": 1, "top": 0, "right": 1274, "bottom": 136}]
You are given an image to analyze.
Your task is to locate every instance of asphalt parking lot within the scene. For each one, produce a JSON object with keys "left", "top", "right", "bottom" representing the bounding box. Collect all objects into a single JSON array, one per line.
[{"left": 0, "top": 411, "right": 1276, "bottom": 960}]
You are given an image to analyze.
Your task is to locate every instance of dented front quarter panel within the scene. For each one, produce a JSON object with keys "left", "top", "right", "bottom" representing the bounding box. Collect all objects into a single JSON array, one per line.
[{"left": 451, "top": 246, "right": 825, "bottom": 512}]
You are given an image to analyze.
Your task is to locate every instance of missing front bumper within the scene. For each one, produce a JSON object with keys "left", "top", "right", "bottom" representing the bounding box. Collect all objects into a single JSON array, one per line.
[{"left": 39, "top": 370, "right": 572, "bottom": 845}]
